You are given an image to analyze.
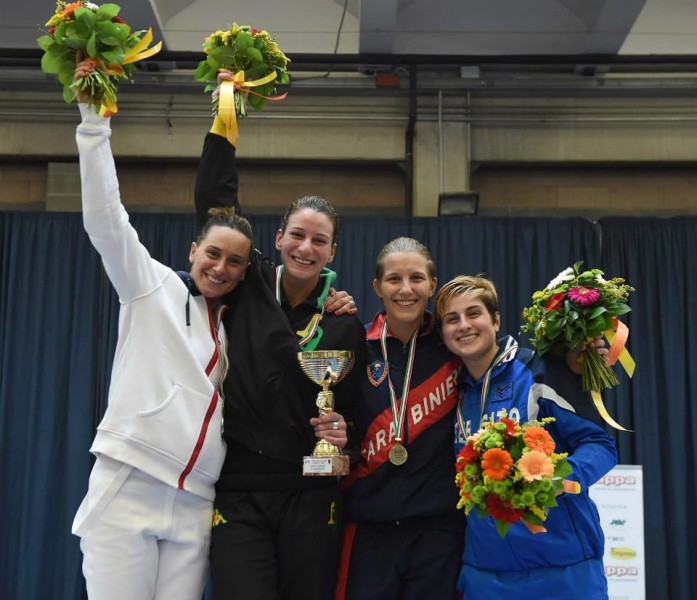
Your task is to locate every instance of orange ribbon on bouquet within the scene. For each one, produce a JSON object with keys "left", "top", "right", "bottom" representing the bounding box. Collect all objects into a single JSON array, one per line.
[
  {"left": 589, "top": 317, "right": 635, "bottom": 431},
  {"left": 210, "top": 70, "right": 287, "bottom": 147}
]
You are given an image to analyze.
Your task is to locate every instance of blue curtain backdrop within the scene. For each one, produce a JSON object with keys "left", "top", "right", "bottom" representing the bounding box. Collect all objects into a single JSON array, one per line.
[{"left": 1, "top": 210, "right": 693, "bottom": 600}]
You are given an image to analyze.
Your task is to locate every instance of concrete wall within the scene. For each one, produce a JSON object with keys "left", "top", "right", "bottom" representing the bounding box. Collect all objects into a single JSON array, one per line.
[{"left": 2, "top": 88, "right": 697, "bottom": 216}]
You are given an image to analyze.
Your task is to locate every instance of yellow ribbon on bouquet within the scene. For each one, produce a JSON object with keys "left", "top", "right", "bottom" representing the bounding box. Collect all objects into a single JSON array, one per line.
[
  {"left": 97, "top": 28, "right": 162, "bottom": 117},
  {"left": 210, "top": 70, "right": 287, "bottom": 147},
  {"left": 590, "top": 318, "right": 635, "bottom": 432}
]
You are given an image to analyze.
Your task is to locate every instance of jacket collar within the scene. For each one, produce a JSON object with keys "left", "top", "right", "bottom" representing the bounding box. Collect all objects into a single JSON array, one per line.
[{"left": 365, "top": 310, "right": 436, "bottom": 341}]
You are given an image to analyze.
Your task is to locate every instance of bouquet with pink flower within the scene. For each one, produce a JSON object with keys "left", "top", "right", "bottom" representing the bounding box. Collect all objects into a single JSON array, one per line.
[
  {"left": 520, "top": 261, "right": 634, "bottom": 394},
  {"left": 455, "top": 410, "right": 575, "bottom": 538}
]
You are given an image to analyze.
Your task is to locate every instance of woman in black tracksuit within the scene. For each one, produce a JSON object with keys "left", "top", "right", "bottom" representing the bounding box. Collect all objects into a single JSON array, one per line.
[{"left": 195, "top": 127, "right": 366, "bottom": 600}]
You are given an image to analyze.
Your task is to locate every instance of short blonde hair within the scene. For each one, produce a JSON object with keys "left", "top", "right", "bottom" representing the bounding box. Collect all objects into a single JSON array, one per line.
[{"left": 434, "top": 275, "right": 499, "bottom": 322}]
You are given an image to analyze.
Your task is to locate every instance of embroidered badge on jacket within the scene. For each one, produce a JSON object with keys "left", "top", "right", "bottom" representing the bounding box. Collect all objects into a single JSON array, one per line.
[
  {"left": 367, "top": 360, "right": 388, "bottom": 387},
  {"left": 492, "top": 380, "right": 513, "bottom": 402}
]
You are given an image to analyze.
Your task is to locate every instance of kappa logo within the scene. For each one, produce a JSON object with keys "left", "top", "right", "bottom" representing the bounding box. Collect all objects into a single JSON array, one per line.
[
  {"left": 493, "top": 381, "right": 513, "bottom": 402},
  {"left": 367, "top": 360, "right": 388, "bottom": 387}
]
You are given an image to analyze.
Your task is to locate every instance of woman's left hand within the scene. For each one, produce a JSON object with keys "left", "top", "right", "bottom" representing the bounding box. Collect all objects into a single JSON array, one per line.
[
  {"left": 310, "top": 411, "right": 348, "bottom": 449},
  {"left": 565, "top": 336, "right": 608, "bottom": 375},
  {"left": 325, "top": 288, "right": 357, "bottom": 316}
]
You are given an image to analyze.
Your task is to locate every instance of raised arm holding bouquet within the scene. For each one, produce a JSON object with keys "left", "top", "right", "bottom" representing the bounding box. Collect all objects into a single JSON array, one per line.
[
  {"left": 521, "top": 261, "right": 636, "bottom": 430},
  {"left": 37, "top": 0, "right": 161, "bottom": 116},
  {"left": 194, "top": 23, "right": 289, "bottom": 147}
]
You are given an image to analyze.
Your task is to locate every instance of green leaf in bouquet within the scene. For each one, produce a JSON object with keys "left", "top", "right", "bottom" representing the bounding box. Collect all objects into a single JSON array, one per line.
[
  {"left": 553, "top": 460, "right": 572, "bottom": 479},
  {"left": 573, "top": 260, "right": 585, "bottom": 273},
  {"left": 62, "top": 84, "right": 76, "bottom": 104},
  {"left": 53, "top": 22, "right": 68, "bottom": 42},
  {"left": 247, "top": 94, "right": 267, "bottom": 111},
  {"left": 474, "top": 505, "right": 489, "bottom": 518},
  {"left": 611, "top": 303, "right": 632, "bottom": 317},
  {"left": 64, "top": 35, "right": 88, "bottom": 51},
  {"left": 522, "top": 511, "right": 544, "bottom": 526},
  {"left": 494, "top": 520, "right": 511, "bottom": 538},
  {"left": 86, "top": 33, "right": 98, "bottom": 57},
  {"left": 203, "top": 83, "right": 217, "bottom": 93},
  {"left": 96, "top": 3, "right": 121, "bottom": 20},
  {"left": 210, "top": 45, "right": 238, "bottom": 64},
  {"left": 245, "top": 46, "right": 263, "bottom": 64},
  {"left": 235, "top": 31, "right": 253, "bottom": 49},
  {"left": 194, "top": 60, "right": 209, "bottom": 80},
  {"left": 587, "top": 305, "right": 607, "bottom": 320},
  {"left": 57, "top": 62, "right": 75, "bottom": 85},
  {"left": 277, "top": 70, "right": 290, "bottom": 84},
  {"left": 197, "top": 63, "right": 219, "bottom": 83},
  {"left": 101, "top": 47, "right": 125, "bottom": 65},
  {"left": 41, "top": 44, "right": 72, "bottom": 74},
  {"left": 74, "top": 6, "right": 97, "bottom": 30},
  {"left": 37, "top": 35, "right": 54, "bottom": 52},
  {"left": 105, "top": 22, "right": 132, "bottom": 45}
]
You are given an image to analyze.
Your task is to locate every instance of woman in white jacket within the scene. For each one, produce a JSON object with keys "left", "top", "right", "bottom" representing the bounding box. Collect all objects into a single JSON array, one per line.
[{"left": 71, "top": 62, "right": 253, "bottom": 600}]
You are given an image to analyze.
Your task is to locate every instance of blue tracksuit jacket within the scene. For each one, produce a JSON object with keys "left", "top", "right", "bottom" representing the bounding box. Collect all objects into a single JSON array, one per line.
[{"left": 454, "top": 336, "right": 618, "bottom": 599}]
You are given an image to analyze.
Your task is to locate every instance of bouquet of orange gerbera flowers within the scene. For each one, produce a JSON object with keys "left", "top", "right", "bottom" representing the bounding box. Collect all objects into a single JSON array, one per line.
[{"left": 455, "top": 411, "right": 576, "bottom": 538}]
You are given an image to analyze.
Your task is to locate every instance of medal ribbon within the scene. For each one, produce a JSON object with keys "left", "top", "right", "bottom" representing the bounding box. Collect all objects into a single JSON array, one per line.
[
  {"left": 275, "top": 265, "right": 335, "bottom": 350},
  {"left": 456, "top": 339, "right": 519, "bottom": 437},
  {"left": 380, "top": 320, "right": 418, "bottom": 443}
]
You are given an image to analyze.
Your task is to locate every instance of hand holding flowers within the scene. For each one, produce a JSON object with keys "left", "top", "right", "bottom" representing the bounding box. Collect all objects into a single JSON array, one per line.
[
  {"left": 521, "top": 261, "right": 634, "bottom": 391},
  {"left": 455, "top": 411, "right": 575, "bottom": 538},
  {"left": 194, "top": 23, "right": 289, "bottom": 147},
  {"left": 520, "top": 261, "right": 635, "bottom": 430},
  {"left": 37, "top": 1, "right": 161, "bottom": 116}
]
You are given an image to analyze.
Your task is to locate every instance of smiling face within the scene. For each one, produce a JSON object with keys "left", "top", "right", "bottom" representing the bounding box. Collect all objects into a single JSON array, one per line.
[
  {"left": 188, "top": 225, "right": 251, "bottom": 299},
  {"left": 275, "top": 207, "right": 336, "bottom": 288},
  {"left": 373, "top": 251, "right": 437, "bottom": 343},
  {"left": 439, "top": 292, "right": 501, "bottom": 380}
]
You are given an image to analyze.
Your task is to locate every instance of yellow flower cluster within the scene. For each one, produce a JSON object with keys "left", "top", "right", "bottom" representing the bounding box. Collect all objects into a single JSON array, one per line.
[{"left": 45, "top": 0, "right": 79, "bottom": 27}]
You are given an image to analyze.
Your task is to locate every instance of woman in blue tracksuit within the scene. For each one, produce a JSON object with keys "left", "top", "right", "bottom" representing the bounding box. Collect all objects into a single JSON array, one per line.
[{"left": 435, "top": 275, "right": 617, "bottom": 600}]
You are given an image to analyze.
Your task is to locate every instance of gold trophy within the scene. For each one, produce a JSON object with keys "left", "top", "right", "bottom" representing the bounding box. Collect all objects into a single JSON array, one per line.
[{"left": 297, "top": 350, "right": 355, "bottom": 476}]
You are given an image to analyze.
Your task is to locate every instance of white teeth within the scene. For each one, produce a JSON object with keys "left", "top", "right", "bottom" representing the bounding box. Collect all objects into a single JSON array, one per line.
[
  {"left": 206, "top": 274, "right": 224, "bottom": 284},
  {"left": 395, "top": 300, "right": 416, "bottom": 307},
  {"left": 458, "top": 334, "right": 477, "bottom": 342},
  {"left": 294, "top": 257, "right": 313, "bottom": 266}
]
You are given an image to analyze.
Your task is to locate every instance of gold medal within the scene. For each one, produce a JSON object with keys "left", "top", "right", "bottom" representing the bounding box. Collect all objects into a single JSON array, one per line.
[{"left": 388, "top": 443, "right": 408, "bottom": 466}]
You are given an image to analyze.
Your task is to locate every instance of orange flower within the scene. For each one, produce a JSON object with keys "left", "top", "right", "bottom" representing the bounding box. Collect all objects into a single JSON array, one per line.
[
  {"left": 517, "top": 450, "right": 555, "bottom": 482},
  {"left": 61, "top": 1, "right": 83, "bottom": 16},
  {"left": 481, "top": 448, "right": 513, "bottom": 481},
  {"left": 545, "top": 292, "right": 566, "bottom": 311},
  {"left": 523, "top": 426, "right": 555, "bottom": 455}
]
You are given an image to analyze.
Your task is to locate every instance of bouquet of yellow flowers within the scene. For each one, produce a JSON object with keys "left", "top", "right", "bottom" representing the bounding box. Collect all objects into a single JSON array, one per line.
[
  {"left": 455, "top": 411, "right": 575, "bottom": 538},
  {"left": 37, "top": 1, "right": 161, "bottom": 116},
  {"left": 194, "top": 23, "right": 290, "bottom": 118}
]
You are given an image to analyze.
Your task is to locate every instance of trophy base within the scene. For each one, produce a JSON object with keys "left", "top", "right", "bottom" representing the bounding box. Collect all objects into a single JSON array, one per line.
[{"left": 302, "top": 455, "right": 350, "bottom": 477}]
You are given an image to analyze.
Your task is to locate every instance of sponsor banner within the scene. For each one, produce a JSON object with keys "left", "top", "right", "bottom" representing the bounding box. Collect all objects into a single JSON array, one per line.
[{"left": 589, "top": 464, "right": 645, "bottom": 600}]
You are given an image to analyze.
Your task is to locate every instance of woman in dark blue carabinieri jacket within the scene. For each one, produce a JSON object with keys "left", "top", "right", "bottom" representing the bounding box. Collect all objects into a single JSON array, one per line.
[{"left": 435, "top": 275, "right": 617, "bottom": 600}]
